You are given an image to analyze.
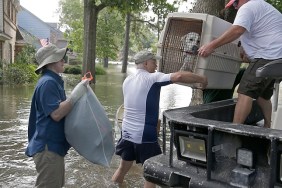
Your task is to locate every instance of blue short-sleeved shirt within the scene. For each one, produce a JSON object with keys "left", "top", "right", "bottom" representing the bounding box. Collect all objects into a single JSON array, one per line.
[{"left": 25, "top": 69, "right": 70, "bottom": 157}]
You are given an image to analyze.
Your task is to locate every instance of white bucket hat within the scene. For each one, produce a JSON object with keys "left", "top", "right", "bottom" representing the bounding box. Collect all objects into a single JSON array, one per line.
[{"left": 35, "top": 43, "right": 67, "bottom": 74}]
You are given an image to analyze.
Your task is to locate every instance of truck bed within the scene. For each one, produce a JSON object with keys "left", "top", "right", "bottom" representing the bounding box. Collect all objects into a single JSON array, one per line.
[{"left": 144, "top": 99, "right": 282, "bottom": 188}]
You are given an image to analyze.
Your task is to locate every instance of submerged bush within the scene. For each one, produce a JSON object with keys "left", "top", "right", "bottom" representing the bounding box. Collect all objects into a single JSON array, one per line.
[
  {"left": 1, "top": 42, "right": 106, "bottom": 85},
  {"left": 3, "top": 63, "right": 38, "bottom": 85},
  {"left": 1, "top": 45, "right": 38, "bottom": 85},
  {"left": 64, "top": 64, "right": 106, "bottom": 75},
  {"left": 64, "top": 65, "right": 82, "bottom": 74},
  {"left": 15, "top": 45, "right": 36, "bottom": 64},
  {"left": 95, "top": 64, "right": 106, "bottom": 75},
  {"left": 68, "top": 58, "right": 82, "bottom": 65}
]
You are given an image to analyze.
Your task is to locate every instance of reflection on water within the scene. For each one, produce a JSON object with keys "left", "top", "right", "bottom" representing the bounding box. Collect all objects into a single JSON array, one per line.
[
  {"left": 160, "top": 84, "right": 192, "bottom": 118},
  {"left": 0, "top": 64, "right": 192, "bottom": 187}
]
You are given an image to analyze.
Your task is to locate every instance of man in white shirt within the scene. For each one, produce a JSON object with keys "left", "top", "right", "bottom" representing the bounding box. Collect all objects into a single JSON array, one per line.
[
  {"left": 112, "top": 50, "right": 207, "bottom": 188},
  {"left": 198, "top": 0, "right": 282, "bottom": 128}
]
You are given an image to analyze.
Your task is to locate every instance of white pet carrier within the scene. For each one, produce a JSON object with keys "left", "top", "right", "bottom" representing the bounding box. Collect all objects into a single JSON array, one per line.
[{"left": 157, "top": 13, "right": 242, "bottom": 89}]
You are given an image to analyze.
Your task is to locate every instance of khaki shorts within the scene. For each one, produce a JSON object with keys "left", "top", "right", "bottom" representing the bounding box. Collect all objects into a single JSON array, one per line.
[
  {"left": 238, "top": 58, "right": 275, "bottom": 100},
  {"left": 33, "top": 147, "right": 65, "bottom": 188}
]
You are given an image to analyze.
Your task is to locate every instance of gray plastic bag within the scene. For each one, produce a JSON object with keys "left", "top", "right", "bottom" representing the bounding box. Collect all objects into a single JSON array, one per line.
[{"left": 65, "top": 85, "right": 114, "bottom": 167}]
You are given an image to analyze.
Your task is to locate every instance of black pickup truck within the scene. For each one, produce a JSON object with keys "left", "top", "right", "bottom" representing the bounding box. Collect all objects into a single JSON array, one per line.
[{"left": 144, "top": 60, "right": 282, "bottom": 188}]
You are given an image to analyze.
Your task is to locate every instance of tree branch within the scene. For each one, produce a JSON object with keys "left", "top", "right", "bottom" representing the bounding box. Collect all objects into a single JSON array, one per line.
[{"left": 131, "top": 15, "right": 159, "bottom": 29}]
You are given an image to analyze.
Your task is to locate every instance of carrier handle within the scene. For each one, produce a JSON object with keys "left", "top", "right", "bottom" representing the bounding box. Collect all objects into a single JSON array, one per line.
[{"left": 82, "top": 71, "right": 94, "bottom": 81}]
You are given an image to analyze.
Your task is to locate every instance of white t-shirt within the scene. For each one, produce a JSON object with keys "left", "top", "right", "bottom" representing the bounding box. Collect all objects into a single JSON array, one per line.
[
  {"left": 233, "top": 0, "right": 282, "bottom": 59},
  {"left": 122, "top": 69, "right": 171, "bottom": 144}
]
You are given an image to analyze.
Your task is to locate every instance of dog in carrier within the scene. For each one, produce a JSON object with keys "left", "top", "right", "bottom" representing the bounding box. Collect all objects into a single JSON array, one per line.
[
  {"left": 180, "top": 32, "right": 200, "bottom": 72},
  {"left": 180, "top": 32, "right": 203, "bottom": 106}
]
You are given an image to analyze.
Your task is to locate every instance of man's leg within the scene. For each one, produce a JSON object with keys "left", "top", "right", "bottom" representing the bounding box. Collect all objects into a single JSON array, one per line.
[
  {"left": 112, "top": 159, "right": 133, "bottom": 184},
  {"left": 233, "top": 93, "right": 253, "bottom": 124},
  {"left": 257, "top": 97, "right": 272, "bottom": 128},
  {"left": 33, "top": 149, "right": 65, "bottom": 188}
]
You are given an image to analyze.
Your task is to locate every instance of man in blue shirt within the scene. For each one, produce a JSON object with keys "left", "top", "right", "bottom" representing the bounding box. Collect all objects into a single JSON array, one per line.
[{"left": 26, "top": 44, "right": 88, "bottom": 187}]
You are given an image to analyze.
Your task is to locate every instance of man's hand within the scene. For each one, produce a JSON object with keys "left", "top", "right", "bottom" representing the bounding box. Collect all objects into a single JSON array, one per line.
[
  {"left": 194, "top": 75, "right": 208, "bottom": 89},
  {"left": 240, "top": 47, "right": 251, "bottom": 63},
  {"left": 198, "top": 43, "right": 215, "bottom": 57},
  {"left": 68, "top": 79, "right": 89, "bottom": 105},
  {"left": 198, "top": 75, "right": 208, "bottom": 89}
]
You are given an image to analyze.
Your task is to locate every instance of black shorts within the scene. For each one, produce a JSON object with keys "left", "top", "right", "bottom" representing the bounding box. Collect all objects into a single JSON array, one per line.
[
  {"left": 238, "top": 58, "right": 275, "bottom": 100},
  {"left": 115, "top": 139, "right": 162, "bottom": 164}
]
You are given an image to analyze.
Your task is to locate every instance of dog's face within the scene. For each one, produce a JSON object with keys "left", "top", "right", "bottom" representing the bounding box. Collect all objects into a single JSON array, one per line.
[{"left": 181, "top": 32, "right": 200, "bottom": 55}]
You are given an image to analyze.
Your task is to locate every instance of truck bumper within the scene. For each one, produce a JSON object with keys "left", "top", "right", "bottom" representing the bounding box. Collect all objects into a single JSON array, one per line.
[{"left": 144, "top": 154, "right": 233, "bottom": 188}]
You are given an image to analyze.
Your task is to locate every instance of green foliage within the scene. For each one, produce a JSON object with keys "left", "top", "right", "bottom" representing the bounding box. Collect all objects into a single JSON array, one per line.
[
  {"left": 267, "top": 0, "right": 282, "bottom": 12},
  {"left": 59, "top": 0, "right": 125, "bottom": 61},
  {"left": 14, "top": 45, "right": 36, "bottom": 64},
  {"left": 3, "top": 63, "right": 38, "bottom": 85},
  {"left": 59, "top": 0, "right": 183, "bottom": 76},
  {"left": 63, "top": 74, "right": 81, "bottom": 87},
  {"left": 108, "top": 0, "right": 148, "bottom": 13},
  {"left": 1, "top": 45, "right": 38, "bottom": 85},
  {"left": 150, "top": 0, "right": 178, "bottom": 38},
  {"left": 59, "top": 0, "right": 180, "bottom": 57},
  {"left": 96, "top": 8, "right": 124, "bottom": 60},
  {"left": 130, "top": 19, "right": 158, "bottom": 52},
  {"left": 69, "top": 58, "right": 83, "bottom": 65},
  {"left": 64, "top": 64, "right": 106, "bottom": 75},
  {"left": 64, "top": 65, "right": 82, "bottom": 74},
  {"left": 95, "top": 64, "right": 107, "bottom": 75},
  {"left": 59, "top": 0, "right": 84, "bottom": 53}
]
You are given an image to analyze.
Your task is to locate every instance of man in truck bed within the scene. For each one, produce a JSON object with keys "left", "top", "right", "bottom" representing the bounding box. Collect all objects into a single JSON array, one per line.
[{"left": 198, "top": 0, "right": 282, "bottom": 128}]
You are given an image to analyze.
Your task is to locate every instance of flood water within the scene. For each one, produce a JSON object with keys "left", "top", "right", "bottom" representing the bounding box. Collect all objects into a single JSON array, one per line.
[{"left": 0, "top": 64, "right": 192, "bottom": 188}]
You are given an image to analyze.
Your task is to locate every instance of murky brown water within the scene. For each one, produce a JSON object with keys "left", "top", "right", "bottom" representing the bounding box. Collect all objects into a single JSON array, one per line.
[{"left": 0, "top": 64, "right": 192, "bottom": 188}]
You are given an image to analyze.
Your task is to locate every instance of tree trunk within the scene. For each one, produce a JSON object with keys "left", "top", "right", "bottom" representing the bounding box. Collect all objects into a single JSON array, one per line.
[
  {"left": 83, "top": 0, "right": 98, "bottom": 82},
  {"left": 121, "top": 13, "right": 131, "bottom": 73},
  {"left": 103, "top": 57, "right": 109, "bottom": 68},
  {"left": 192, "top": 0, "right": 225, "bottom": 17}
]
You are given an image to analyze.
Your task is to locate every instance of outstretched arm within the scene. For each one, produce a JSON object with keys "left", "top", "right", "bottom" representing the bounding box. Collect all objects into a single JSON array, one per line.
[
  {"left": 198, "top": 25, "right": 246, "bottom": 57},
  {"left": 171, "top": 71, "right": 208, "bottom": 89}
]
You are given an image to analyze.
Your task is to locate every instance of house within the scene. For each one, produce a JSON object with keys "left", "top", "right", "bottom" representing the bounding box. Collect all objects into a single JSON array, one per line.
[
  {"left": 0, "top": 0, "right": 21, "bottom": 65},
  {"left": 17, "top": 6, "right": 68, "bottom": 50}
]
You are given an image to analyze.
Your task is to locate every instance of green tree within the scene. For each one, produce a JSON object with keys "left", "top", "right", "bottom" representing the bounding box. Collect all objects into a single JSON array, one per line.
[
  {"left": 59, "top": 1, "right": 125, "bottom": 67},
  {"left": 151, "top": 1, "right": 178, "bottom": 39},
  {"left": 82, "top": 0, "right": 186, "bottom": 77},
  {"left": 59, "top": 0, "right": 84, "bottom": 54},
  {"left": 190, "top": 0, "right": 235, "bottom": 106},
  {"left": 59, "top": 0, "right": 185, "bottom": 77},
  {"left": 130, "top": 20, "right": 158, "bottom": 52},
  {"left": 267, "top": 0, "right": 282, "bottom": 12},
  {"left": 117, "top": 0, "right": 180, "bottom": 73},
  {"left": 96, "top": 8, "right": 124, "bottom": 67},
  {"left": 14, "top": 45, "right": 36, "bottom": 64}
]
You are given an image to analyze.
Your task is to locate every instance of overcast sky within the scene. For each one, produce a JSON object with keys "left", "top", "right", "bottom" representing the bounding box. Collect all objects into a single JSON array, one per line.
[
  {"left": 20, "top": 0, "right": 60, "bottom": 22},
  {"left": 19, "top": 0, "right": 193, "bottom": 23}
]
